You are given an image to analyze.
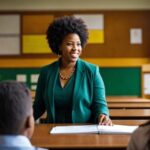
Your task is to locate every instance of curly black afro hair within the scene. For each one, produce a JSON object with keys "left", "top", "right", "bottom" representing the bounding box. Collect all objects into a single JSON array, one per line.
[{"left": 46, "top": 15, "right": 89, "bottom": 55}]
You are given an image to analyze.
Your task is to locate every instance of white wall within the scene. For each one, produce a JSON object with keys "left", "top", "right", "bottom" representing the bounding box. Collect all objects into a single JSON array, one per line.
[{"left": 0, "top": 0, "right": 150, "bottom": 11}]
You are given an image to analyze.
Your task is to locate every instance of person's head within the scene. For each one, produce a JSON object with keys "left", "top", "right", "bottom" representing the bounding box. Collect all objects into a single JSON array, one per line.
[
  {"left": 0, "top": 80, "right": 34, "bottom": 139},
  {"left": 46, "top": 15, "right": 88, "bottom": 63}
]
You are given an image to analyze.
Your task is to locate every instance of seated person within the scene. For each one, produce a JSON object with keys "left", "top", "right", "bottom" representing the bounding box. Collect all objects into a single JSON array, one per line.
[
  {"left": 127, "top": 121, "right": 150, "bottom": 150},
  {"left": 0, "top": 80, "right": 47, "bottom": 150}
]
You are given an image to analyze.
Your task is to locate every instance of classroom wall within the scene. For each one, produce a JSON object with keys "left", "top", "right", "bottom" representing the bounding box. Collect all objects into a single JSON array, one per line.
[
  {"left": 0, "top": 0, "right": 149, "bottom": 96},
  {"left": 0, "top": 0, "right": 150, "bottom": 10}
]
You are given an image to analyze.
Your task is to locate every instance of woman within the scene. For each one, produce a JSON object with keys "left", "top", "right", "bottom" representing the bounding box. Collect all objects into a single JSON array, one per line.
[{"left": 33, "top": 16, "right": 112, "bottom": 125}]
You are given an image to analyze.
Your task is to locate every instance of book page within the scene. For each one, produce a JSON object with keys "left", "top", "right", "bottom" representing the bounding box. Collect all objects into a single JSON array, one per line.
[
  {"left": 50, "top": 124, "right": 138, "bottom": 134},
  {"left": 50, "top": 125, "right": 98, "bottom": 134},
  {"left": 98, "top": 124, "right": 138, "bottom": 134}
]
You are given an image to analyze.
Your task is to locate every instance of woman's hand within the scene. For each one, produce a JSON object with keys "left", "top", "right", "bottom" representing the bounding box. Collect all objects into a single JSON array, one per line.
[{"left": 98, "top": 114, "right": 113, "bottom": 126}]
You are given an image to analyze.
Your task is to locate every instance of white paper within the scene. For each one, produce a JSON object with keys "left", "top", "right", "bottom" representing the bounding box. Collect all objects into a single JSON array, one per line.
[
  {"left": 16, "top": 74, "right": 27, "bottom": 82},
  {"left": 31, "top": 85, "right": 37, "bottom": 90},
  {"left": 30, "top": 74, "right": 39, "bottom": 83},
  {"left": 130, "top": 28, "right": 142, "bottom": 44},
  {"left": 50, "top": 124, "right": 138, "bottom": 134},
  {"left": 98, "top": 124, "right": 138, "bottom": 134},
  {"left": 50, "top": 125, "right": 98, "bottom": 134}
]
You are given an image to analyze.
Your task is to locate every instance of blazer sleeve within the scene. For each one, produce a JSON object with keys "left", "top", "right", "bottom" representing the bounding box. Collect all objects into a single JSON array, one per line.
[
  {"left": 92, "top": 66, "right": 109, "bottom": 122},
  {"left": 33, "top": 68, "right": 47, "bottom": 120}
]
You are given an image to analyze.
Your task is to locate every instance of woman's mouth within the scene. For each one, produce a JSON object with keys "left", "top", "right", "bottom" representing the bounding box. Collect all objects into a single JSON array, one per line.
[{"left": 71, "top": 53, "right": 78, "bottom": 58}]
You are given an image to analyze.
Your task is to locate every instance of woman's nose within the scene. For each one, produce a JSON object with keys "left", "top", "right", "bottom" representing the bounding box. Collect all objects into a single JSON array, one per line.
[{"left": 72, "top": 45, "right": 77, "bottom": 51}]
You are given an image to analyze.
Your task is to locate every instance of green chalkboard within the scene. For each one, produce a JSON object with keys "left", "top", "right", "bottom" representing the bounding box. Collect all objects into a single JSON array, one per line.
[
  {"left": 0, "top": 68, "right": 40, "bottom": 90},
  {"left": 100, "top": 67, "right": 141, "bottom": 96},
  {"left": 0, "top": 67, "right": 141, "bottom": 96}
]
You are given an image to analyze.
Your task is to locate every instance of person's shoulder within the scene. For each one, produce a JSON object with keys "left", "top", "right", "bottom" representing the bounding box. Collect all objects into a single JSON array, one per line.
[
  {"left": 79, "top": 59, "right": 99, "bottom": 75},
  {"left": 136, "top": 123, "right": 150, "bottom": 134},
  {"left": 40, "top": 60, "right": 58, "bottom": 73},
  {"left": 131, "top": 123, "right": 150, "bottom": 140},
  {"left": 128, "top": 123, "right": 150, "bottom": 150},
  {"left": 0, "top": 147, "right": 47, "bottom": 150},
  {"left": 41, "top": 60, "right": 58, "bottom": 70},
  {"left": 34, "top": 147, "right": 48, "bottom": 150},
  {"left": 79, "top": 59, "right": 98, "bottom": 69}
]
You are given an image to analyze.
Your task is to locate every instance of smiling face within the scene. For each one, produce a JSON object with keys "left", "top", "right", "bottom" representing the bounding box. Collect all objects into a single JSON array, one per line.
[{"left": 59, "top": 33, "right": 82, "bottom": 64}]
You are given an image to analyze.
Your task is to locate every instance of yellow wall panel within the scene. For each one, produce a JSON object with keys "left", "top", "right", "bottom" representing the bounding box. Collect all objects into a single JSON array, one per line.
[
  {"left": 88, "top": 30, "right": 104, "bottom": 43},
  {"left": 23, "top": 35, "right": 52, "bottom": 53},
  {"left": 22, "top": 15, "right": 54, "bottom": 34}
]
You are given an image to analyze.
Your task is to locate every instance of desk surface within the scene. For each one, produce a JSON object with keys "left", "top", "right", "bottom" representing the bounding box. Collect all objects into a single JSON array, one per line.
[
  {"left": 31, "top": 124, "right": 129, "bottom": 149},
  {"left": 110, "top": 109, "right": 150, "bottom": 119},
  {"left": 31, "top": 120, "right": 145, "bottom": 149}
]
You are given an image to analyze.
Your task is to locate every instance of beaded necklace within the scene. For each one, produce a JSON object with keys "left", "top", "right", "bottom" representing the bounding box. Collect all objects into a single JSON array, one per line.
[{"left": 59, "top": 68, "right": 75, "bottom": 80}]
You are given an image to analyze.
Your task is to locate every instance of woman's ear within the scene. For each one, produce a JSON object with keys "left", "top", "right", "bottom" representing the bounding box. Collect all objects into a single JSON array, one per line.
[{"left": 23, "top": 115, "right": 35, "bottom": 139}]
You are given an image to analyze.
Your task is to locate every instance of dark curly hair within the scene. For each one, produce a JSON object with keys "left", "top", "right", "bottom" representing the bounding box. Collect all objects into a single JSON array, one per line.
[{"left": 46, "top": 15, "right": 88, "bottom": 55}]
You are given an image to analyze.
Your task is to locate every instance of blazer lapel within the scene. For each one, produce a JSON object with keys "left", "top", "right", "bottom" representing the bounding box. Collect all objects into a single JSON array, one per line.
[{"left": 72, "top": 59, "right": 85, "bottom": 108}]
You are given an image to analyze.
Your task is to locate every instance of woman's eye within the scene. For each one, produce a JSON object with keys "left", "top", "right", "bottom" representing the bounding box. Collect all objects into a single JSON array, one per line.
[
  {"left": 66, "top": 43, "right": 72, "bottom": 46},
  {"left": 66, "top": 42, "right": 81, "bottom": 47}
]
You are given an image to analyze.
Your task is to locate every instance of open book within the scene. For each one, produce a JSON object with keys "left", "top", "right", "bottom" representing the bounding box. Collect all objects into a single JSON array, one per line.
[{"left": 50, "top": 124, "right": 138, "bottom": 134}]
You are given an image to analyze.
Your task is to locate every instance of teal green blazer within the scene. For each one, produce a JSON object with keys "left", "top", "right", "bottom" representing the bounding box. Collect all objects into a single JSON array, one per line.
[{"left": 33, "top": 58, "right": 109, "bottom": 123}]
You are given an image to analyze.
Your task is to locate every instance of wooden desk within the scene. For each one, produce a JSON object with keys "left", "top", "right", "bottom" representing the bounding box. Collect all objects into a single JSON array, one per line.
[
  {"left": 32, "top": 94, "right": 150, "bottom": 109},
  {"left": 110, "top": 109, "right": 150, "bottom": 119},
  {"left": 107, "top": 97, "right": 150, "bottom": 109},
  {"left": 112, "top": 119, "right": 147, "bottom": 125},
  {"left": 107, "top": 96, "right": 142, "bottom": 101},
  {"left": 107, "top": 97, "right": 150, "bottom": 102},
  {"left": 39, "top": 109, "right": 150, "bottom": 123},
  {"left": 108, "top": 101, "right": 150, "bottom": 109},
  {"left": 31, "top": 120, "right": 145, "bottom": 150}
]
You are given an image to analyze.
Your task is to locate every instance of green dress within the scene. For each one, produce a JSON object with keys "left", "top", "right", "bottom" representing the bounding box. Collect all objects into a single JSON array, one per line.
[{"left": 54, "top": 74, "right": 75, "bottom": 123}]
